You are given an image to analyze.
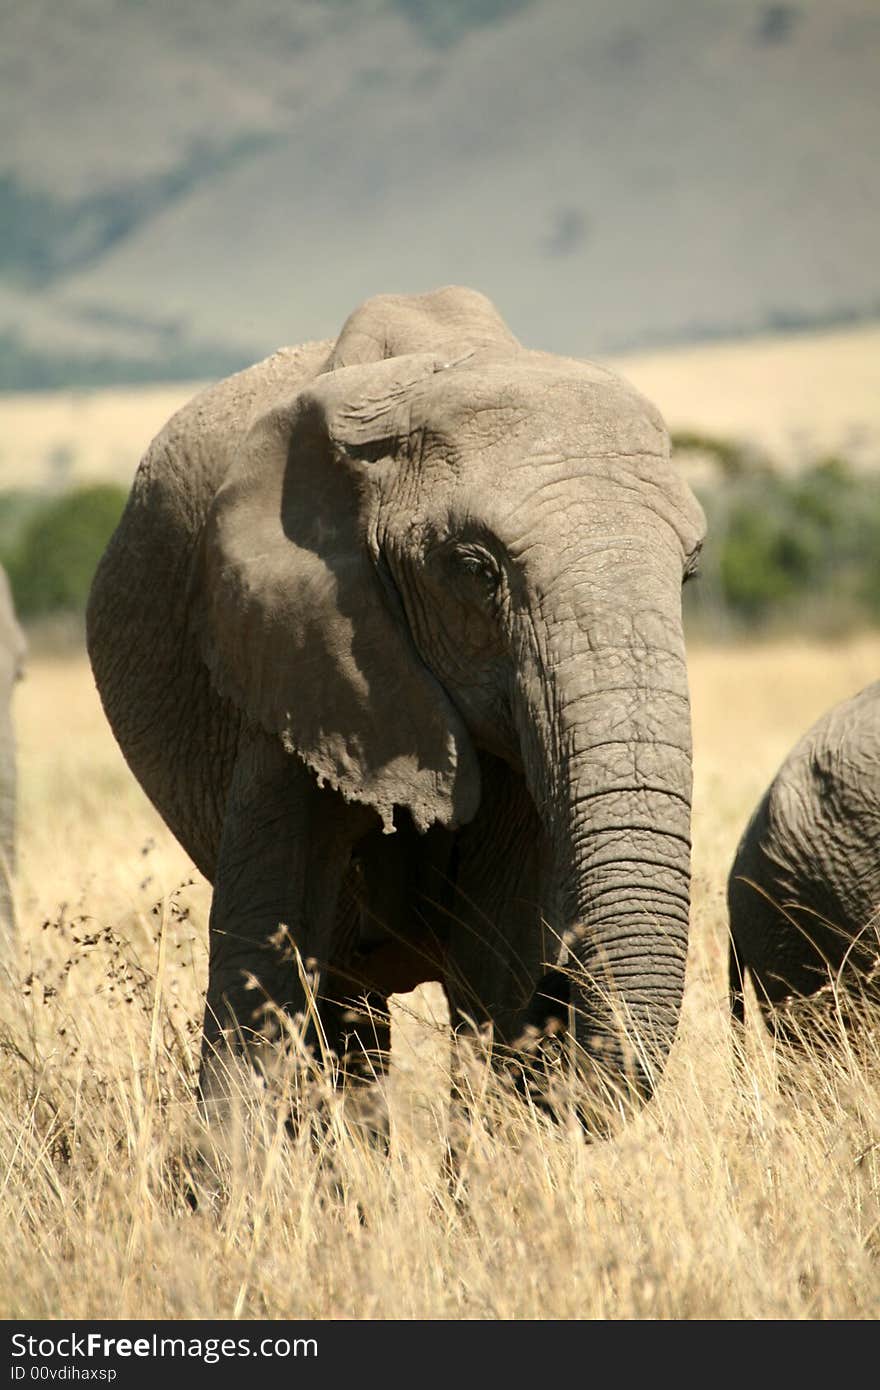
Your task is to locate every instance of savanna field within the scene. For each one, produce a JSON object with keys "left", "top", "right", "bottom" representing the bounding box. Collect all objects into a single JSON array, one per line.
[
  {"left": 3, "top": 328, "right": 880, "bottom": 1321},
  {"left": 3, "top": 0, "right": 880, "bottom": 1326},
  {"left": 3, "top": 633, "right": 880, "bottom": 1321}
]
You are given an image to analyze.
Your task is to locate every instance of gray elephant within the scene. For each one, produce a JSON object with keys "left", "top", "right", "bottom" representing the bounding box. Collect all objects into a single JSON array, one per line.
[
  {"left": 87, "top": 286, "right": 705, "bottom": 1119},
  {"left": 0, "top": 564, "right": 25, "bottom": 955},
  {"left": 728, "top": 681, "right": 880, "bottom": 1033}
]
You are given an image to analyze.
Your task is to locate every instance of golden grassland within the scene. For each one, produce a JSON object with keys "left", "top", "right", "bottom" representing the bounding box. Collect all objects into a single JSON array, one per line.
[
  {"left": 3, "top": 634, "right": 880, "bottom": 1320},
  {"left": 616, "top": 322, "right": 880, "bottom": 471},
  {"left": 3, "top": 321, "right": 880, "bottom": 491}
]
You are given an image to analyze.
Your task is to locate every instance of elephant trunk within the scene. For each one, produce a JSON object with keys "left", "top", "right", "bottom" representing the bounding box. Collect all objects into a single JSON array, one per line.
[{"left": 520, "top": 562, "right": 693, "bottom": 1106}]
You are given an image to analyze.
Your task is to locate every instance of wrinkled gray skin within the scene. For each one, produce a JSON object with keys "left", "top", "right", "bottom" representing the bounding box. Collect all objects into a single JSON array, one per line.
[
  {"left": 728, "top": 682, "right": 880, "bottom": 1030},
  {"left": 0, "top": 564, "right": 25, "bottom": 955},
  {"left": 87, "top": 287, "right": 705, "bottom": 1117}
]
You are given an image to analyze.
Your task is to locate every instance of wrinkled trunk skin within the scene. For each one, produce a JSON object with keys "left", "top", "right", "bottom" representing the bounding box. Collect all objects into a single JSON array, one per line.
[{"left": 518, "top": 558, "right": 693, "bottom": 1108}]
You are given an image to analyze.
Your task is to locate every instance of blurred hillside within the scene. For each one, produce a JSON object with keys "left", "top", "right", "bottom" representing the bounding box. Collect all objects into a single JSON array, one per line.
[{"left": 2, "top": 0, "right": 879, "bottom": 387}]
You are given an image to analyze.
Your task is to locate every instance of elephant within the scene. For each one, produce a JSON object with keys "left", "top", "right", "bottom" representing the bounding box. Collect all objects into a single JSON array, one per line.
[
  {"left": 86, "top": 286, "right": 705, "bottom": 1122},
  {"left": 728, "top": 681, "right": 880, "bottom": 1035},
  {"left": 0, "top": 563, "right": 25, "bottom": 956}
]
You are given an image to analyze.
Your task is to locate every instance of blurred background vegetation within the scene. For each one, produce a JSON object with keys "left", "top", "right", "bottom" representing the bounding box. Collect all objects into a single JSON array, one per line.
[
  {"left": 675, "top": 434, "right": 880, "bottom": 638},
  {"left": 2, "top": 439, "right": 879, "bottom": 638},
  {"left": 0, "top": 482, "right": 127, "bottom": 624}
]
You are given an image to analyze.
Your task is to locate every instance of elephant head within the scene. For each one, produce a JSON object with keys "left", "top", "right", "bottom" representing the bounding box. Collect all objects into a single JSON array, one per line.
[{"left": 194, "top": 291, "right": 706, "bottom": 1102}]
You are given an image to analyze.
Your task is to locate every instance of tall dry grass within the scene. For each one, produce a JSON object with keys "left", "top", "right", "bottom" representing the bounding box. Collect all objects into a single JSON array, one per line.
[{"left": 3, "top": 636, "right": 880, "bottom": 1320}]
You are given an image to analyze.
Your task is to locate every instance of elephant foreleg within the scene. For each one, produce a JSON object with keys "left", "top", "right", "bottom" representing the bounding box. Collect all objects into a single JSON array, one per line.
[{"left": 199, "top": 729, "right": 373, "bottom": 1110}]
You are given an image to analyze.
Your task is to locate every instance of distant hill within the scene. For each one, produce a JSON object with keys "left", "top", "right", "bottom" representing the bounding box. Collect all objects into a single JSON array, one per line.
[{"left": 2, "top": 0, "right": 879, "bottom": 387}]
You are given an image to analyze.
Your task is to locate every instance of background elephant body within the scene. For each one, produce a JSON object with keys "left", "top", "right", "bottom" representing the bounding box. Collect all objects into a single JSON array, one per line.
[
  {"left": 728, "top": 681, "right": 880, "bottom": 1027},
  {"left": 0, "top": 565, "right": 25, "bottom": 956},
  {"left": 87, "top": 287, "right": 705, "bottom": 1109}
]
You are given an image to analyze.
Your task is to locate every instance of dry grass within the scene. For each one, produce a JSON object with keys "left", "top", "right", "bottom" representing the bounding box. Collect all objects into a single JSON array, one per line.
[
  {"left": 615, "top": 322, "right": 880, "bottom": 472},
  {"left": 0, "top": 385, "right": 204, "bottom": 491},
  {"left": 3, "top": 635, "right": 880, "bottom": 1320},
  {"left": 3, "top": 320, "right": 880, "bottom": 491}
]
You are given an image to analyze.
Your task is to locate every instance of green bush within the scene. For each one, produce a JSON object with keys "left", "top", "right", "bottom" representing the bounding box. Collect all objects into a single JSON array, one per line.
[
  {"left": 718, "top": 504, "right": 816, "bottom": 615},
  {"left": 687, "top": 457, "right": 880, "bottom": 633},
  {"left": 0, "top": 490, "right": 46, "bottom": 557},
  {"left": 2, "top": 484, "right": 127, "bottom": 618},
  {"left": 3, "top": 451, "right": 879, "bottom": 634}
]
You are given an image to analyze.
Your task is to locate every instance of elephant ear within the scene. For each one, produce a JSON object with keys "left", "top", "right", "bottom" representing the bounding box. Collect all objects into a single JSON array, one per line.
[{"left": 197, "top": 353, "right": 481, "bottom": 834}]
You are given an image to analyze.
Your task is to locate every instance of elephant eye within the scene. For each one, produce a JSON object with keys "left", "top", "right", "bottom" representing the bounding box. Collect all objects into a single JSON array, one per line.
[{"left": 447, "top": 545, "right": 500, "bottom": 599}]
